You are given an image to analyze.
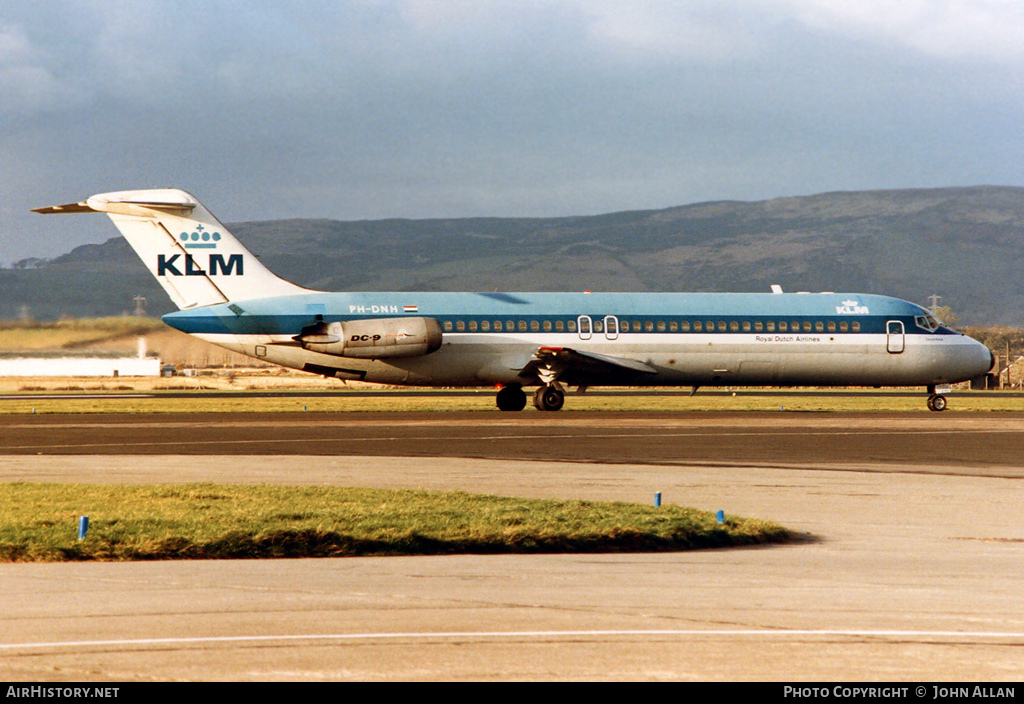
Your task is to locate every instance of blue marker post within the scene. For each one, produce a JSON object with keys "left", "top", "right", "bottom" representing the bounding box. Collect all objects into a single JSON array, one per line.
[
  {"left": 77, "top": 516, "right": 89, "bottom": 540},
  {"left": 654, "top": 492, "right": 662, "bottom": 507},
  {"left": 716, "top": 510, "right": 725, "bottom": 524}
]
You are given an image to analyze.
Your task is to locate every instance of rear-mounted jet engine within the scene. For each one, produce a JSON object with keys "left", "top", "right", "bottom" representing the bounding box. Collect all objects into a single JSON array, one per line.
[{"left": 294, "top": 317, "right": 443, "bottom": 359}]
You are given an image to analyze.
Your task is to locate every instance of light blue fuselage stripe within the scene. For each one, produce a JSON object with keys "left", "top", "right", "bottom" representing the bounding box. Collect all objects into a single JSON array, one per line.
[{"left": 162, "top": 291, "right": 949, "bottom": 338}]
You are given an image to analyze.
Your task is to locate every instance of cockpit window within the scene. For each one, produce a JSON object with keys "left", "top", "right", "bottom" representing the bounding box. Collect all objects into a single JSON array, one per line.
[{"left": 915, "top": 315, "right": 940, "bottom": 332}]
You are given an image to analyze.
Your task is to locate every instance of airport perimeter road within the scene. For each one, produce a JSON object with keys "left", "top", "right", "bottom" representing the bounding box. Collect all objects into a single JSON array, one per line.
[
  {"left": 0, "top": 412, "right": 1022, "bottom": 680},
  {"left": 2, "top": 411, "right": 1024, "bottom": 474}
]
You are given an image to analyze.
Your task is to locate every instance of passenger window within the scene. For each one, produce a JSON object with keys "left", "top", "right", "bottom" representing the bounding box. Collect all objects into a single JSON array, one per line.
[
  {"left": 469, "top": 320, "right": 478, "bottom": 332},
  {"left": 729, "top": 321, "right": 739, "bottom": 332},
  {"left": 530, "top": 320, "right": 540, "bottom": 332},
  {"left": 444, "top": 321, "right": 453, "bottom": 332},
  {"left": 717, "top": 321, "right": 726, "bottom": 332},
  {"left": 681, "top": 321, "right": 691, "bottom": 332},
  {"left": 657, "top": 321, "right": 666, "bottom": 332},
  {"left": 693, "top": 321, "right": 702, "bottom": 332},
  {"left": 543, "top": 320, "right": 552, "bottom": 332},
  {"left": 568, "top": 320, "right": 577, "bottom": 332},
  {"left": 754, "top": 321, "right": 763, "bottom": 332},
  {"left": 815, "top": 321, "right": 823, "bottom": 332},
  {"left": 792, "top": 321, "right": 800, "bottom": 331},
  {"left": 518, "top": 321, "right": 527, "bottom": 332},
  {"left": 456, "top": 321, "right": 466, "bottom": 332},
  {"left": 840, "top": 321, "right": 848, "bottom": 332},
  {"left": 827, "top": 321, "right": 836, "bottom": 332},
  {"left": 595, "top": 320, "right": 604, "bottom": 332},
  {"left": 742, "top": 321, "right": 751, "bottom": 332},
  {"left": 779, "top": 322, "right": 787, "bottom": 332},
  {"left": 669, "top": 321, "right": 678, "bottom": 332},
  {"left": 493, "top": 321, "right": 502, "bottom": 332},
  {"left": 803, "top": 321, "right": 812, "bottom": 332},
  {"left": 645, "top": 320, "right": 654, "bottom": 332},
  {"left": 555, "top": 320, "right": 564, "bottom": 332},
  {"left": 620, "top": 320, "right": 629, "bottom": 332},
  {"left": 852, "top": 322, "right": 861, "bottom": 332},
  {"left": 481, "top": 320, "right": 490, "bottom": 332}
]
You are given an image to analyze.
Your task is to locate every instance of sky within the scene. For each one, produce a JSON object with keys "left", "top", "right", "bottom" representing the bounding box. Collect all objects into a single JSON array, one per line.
[{"left": 2, "top": 0, "right": 1023, "bottom": 263}]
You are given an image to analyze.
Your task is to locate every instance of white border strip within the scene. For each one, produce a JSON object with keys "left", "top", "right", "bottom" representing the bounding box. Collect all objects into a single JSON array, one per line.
[{"left": 3, "top": 629, "right": 1024, "bottom": 651}]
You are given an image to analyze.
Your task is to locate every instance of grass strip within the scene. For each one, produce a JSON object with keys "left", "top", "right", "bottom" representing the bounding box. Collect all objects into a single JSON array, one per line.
[{"left": 0, "top": 483, "right": 789, "bottom": 561}]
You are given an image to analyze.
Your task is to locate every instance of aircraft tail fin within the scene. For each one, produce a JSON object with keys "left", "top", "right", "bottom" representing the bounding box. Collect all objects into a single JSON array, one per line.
[{"left": 34, "top": 189, "right": 312, "bottom": 309}]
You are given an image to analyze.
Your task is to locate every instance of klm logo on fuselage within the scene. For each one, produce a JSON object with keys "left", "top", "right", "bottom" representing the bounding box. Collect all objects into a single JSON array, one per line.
[
  {"left": 836, "top": 299, "right": 869, "bottom": 315},
  {"left": 158, "top": 253, "right": 244, "bottom": 277}
]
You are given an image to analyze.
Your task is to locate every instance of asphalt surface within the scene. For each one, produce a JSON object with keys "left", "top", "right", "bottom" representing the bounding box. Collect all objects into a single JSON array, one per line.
[
  {"left": 1, "top": 411, "right": 1022, "bottom": 681},
  {"left": 2, "top": 411, "right": 1024, "bottom": 474}
]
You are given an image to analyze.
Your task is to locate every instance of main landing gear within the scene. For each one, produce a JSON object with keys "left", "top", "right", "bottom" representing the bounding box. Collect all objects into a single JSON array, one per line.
[
  {"left": 495, "top": 384, "right": 565, "bottom": 412},
  {"left": 533, "top": 384, "right": 565, "bottom": 412},
  {"left": 496, "top": 384, "right": 527, "bottom": 412}
]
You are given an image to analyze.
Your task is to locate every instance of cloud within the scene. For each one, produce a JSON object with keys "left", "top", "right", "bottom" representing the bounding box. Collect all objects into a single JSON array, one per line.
[
  {"left": 0, "top": 23, "right": 73, "bottom": 115},
  {"left": 787, "top": 0, "right": 1024, "bottom": 61},
  {"left": 578, "top": 1, "right": 767, "bottom": 63},
  {"left": 2, "top": 0, "right": 1023, "bottom": 264}
]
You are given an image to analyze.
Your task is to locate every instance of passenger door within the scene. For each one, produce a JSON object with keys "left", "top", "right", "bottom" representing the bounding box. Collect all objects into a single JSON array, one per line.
[{"left": 886, "top": 320, "right": 905, "bottom": 354}]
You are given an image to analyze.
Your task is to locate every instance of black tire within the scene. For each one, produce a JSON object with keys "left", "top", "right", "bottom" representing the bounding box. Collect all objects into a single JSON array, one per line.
[
  {"left": 496, "top": 385, "right": 527, "bottom": 412},
  {"left": 533, "top": 385, "right": 565, "bottom": 412},
  {"left": 929, "top": 394, "right": 947, "bottom": 412}
]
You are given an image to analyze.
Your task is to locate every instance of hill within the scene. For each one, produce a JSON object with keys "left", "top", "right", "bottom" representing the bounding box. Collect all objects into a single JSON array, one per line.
[{"left": 6, "top": 186, "right": 1024, "bottom": 324}]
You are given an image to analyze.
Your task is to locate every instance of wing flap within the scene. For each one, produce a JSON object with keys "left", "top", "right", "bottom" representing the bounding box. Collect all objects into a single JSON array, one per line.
[{"left": 520, "top": 346, "right": 658, "bottom": 382}]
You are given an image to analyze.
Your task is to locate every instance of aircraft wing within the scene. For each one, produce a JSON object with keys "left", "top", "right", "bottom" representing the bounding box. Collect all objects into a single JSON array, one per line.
[{"left": 518, "top": 346, "right": 658, "bottom": 384}]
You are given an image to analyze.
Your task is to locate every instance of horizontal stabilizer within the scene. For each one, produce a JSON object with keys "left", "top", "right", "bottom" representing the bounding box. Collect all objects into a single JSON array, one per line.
[
  {"left": 34, "top": 190, "right": 198, "bottom": 218},
  {"left": 32, "top": 202, "right": 96, "bottom": 214}
]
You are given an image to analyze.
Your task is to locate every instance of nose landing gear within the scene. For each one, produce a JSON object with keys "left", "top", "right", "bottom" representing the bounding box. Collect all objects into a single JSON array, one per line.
[{"left": 926, "top": 385, "right": 948, "bottom": 412}]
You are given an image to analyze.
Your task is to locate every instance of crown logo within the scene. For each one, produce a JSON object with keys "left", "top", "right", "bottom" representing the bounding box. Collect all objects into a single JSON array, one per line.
[
  {"left": 842, "top": 299, "right": 858, "bottom": 307},
  {"left": 180, "top": 224, "right": 222, "bottom": 249}
]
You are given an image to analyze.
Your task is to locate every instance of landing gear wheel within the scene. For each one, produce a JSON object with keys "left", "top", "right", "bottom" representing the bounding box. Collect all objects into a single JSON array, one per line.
[
  {"left": 927, "top": 394, "right": 947, "bottom": 412},
  {"left": 496, "top": 385, "right": 527, "bottom": 412},
  {"left": 533, "top": 385, "right": 565, "bottom": 412}
]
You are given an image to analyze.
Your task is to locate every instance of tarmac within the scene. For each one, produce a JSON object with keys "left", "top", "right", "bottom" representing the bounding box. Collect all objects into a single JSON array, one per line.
[{"left": 0, "top": 412, "right": 1022, "bottom": 681}]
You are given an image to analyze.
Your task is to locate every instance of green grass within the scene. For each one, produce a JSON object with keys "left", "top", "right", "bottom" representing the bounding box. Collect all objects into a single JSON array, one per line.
[{"left": 0, "top": 483, "right": 790, "bottom": 561}]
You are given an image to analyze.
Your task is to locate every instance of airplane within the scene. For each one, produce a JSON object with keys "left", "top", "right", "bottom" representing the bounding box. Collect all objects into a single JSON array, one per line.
[{"left": 34, "top": 188, "right": 994, "bottom": 412}]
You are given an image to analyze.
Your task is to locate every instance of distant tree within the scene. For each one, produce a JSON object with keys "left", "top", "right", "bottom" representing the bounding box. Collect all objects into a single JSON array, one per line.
[
  {"left": 930, "top": 305, "right": 959, "bottom": 326},
  {"left": 11, "top": 257, "right": 50, "bottom": 270}
]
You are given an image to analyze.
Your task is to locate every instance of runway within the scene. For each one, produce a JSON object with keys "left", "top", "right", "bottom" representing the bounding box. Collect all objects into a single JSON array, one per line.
[
  {"left": 1, "top": 411, "right": 1022, "bottom": 680},
  {"left": 3, "top": 411, "right": 1024, "bottom": 473}
]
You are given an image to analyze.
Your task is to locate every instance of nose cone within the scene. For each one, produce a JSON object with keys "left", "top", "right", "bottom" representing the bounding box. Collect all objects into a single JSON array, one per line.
[{"left": 961, "top": 336, "right": 995, "bottom": 381}]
